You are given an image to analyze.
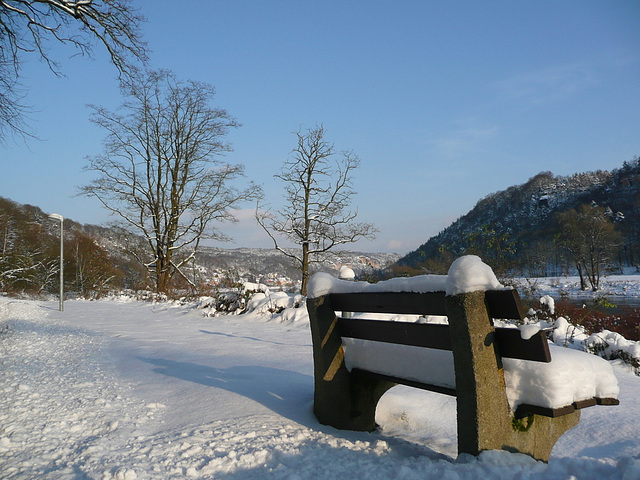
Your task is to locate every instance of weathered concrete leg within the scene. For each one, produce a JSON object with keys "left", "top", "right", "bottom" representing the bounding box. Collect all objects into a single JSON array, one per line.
[
  {"left": 504, "top": 412, "right": 580, "bottom": 461},
  {"left": 307, "top": 296, "right": 395, "bottom": 431},
  {"left": 445, "top": 291, "right": 579, "bottom": 462}
]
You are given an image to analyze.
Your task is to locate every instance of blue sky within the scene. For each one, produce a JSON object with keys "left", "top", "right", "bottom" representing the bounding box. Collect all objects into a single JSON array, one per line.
[{"left": 2, "top": 1, "right": 639, "bottom": 254}]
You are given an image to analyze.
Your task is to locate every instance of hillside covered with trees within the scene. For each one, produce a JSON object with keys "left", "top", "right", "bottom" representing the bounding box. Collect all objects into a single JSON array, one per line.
[
  {"left": 0, "top": 197, "right": 397, "bottom": 299},
  {"left": 397, "top": 157, "right": 640, "bottom": 290},
  {"left": 0, "top": 197, "right": 145, "bottom": 297}
]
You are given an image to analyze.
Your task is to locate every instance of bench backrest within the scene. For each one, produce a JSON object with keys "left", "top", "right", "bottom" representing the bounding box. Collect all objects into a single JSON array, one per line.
[{"left": 330, "top": 289, "right": 551, "bottom": 363}]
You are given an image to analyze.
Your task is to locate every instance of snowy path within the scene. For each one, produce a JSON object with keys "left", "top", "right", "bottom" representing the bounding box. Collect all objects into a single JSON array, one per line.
[{"left": 1, "top": 298, "right": 639, "bottom": 479}]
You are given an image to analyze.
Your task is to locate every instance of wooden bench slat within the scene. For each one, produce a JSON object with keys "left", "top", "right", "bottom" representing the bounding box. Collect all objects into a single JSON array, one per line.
[
  {"left": 329, "top": 289, "right": 525, "bottom": 320},
  {"left": 515, "top": 403, "right": 576, "bottom": 419},
  {"left": 338, "top": 317, "right": 451, "bottom": 350},
  {"left": 485, "top": 289, "right": 527, "bottom": 320},
  {"left": 573, "top": 398, "right": 597, "bottom": 409},
  {"left": 514, "top": 397, "right": 618, "bottom": 419},
  {"left": 493, "top": 328, "right": 552, "bottom": 363},
  {"left": 351, "top": 368, "right": 457, "bottom": 397},
  {"left": 338, "top": 317, "right": 552, "bottom": 362},
  {"left": 330, "top": 291, "right": 448, "bottom": 316}
]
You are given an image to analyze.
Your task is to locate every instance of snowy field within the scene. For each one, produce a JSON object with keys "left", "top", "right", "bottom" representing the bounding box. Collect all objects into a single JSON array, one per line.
[
  {"left": 514, "top": 273, "right": 640, "bottom": 300},
  {"left": 1, "top": 276, "right": 640, "bottom": 479}
]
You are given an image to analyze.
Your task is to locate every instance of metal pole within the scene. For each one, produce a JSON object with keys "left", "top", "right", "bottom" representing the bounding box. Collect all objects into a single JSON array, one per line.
[
  {"left": 59, "top": 218, "right": 64, "bottom": 312},
  {"left": 48, "top": 214, "right": 64, "bottom": 312}
]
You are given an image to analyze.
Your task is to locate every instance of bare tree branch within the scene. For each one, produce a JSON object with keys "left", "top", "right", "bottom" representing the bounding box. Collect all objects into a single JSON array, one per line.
[
  {"left": 0, "top": 0, "right": 147, "bottom": 143},
  {"left": 256, "top": 125, "right": 376, "bottom": 295},
  {"left": 80, "top": 70, "right": 261, "bottom": 293}
]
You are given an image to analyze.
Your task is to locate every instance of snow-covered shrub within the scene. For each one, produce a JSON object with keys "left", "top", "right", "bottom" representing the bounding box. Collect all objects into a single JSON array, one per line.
[
  {"left": 552, "top": 316, "right": 589, "bottom": 347},
  {"left": 584, "top": 330, "right": 640, "bottom": 374},
  {"left": 196, "top": 291, "right": 249, "bottom": 317},
  {"left": 195, "top": 282, "right": 274, "bottom": 317},
  {"left": 244, "top": 291, "right": 304, "bottom": 316},
  {"left": 238, "top": 290, "right": 307, "bottom": 323},
  {"left": 539, "top": 295, "right": 555, "bottom": 314},
  {"left": 196, "top": 282, "right": 280, "bottom": 317},
  {"left": 525, "top": 295, "right": 640, "bottom": 375}
]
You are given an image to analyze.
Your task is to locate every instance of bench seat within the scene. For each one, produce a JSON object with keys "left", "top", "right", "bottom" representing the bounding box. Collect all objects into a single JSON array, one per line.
[{"left": 342, "top": 333, "right": 619, "bottom": 417}]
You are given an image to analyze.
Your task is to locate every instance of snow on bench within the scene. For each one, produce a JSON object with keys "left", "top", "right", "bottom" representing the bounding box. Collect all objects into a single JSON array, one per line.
[{"left": 306, "top": 255, "right": 619, "bottom": 462}]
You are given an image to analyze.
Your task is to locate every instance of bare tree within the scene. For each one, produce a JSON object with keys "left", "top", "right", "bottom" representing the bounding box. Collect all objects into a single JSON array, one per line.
[
  {"left": 556, "top": 203, "right": 622, "bottom": 291},
  {"left": 257, "top": 125, "right": 376, "bottom": 295},
  {"left": 0, "top": 0, "right": 146, "bottom": 142},
  {"left": 81, "top": 70, "right": 261, "bottom": 293}
]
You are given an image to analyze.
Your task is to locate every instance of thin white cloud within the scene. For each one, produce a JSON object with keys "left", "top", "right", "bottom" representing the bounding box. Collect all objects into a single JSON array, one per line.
[
  {"left": 426, "top": 124, "right": 500, "bottom": 159},
  {"left": 386, "top": 239, "right": 407, "bottom": 252},
  {"left": 493, "top": 61, "right": 598, "bottom": 104}
]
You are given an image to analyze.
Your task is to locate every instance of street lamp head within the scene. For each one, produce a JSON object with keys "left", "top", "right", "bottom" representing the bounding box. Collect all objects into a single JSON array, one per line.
[{"left": 48, "top": 213, "right": 64, "bottom": 222}]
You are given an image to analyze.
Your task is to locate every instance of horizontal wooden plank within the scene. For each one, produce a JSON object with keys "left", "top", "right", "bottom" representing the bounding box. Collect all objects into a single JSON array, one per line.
[
  {"left": 329, "top": 292, "right": 448, "bottom": 316},
  {"left": 328, "top": 289, "right": 525, "bottom": 320},
  {"left": 338, "top": 317, "right": 551, "bottom": 362},
  {"left": 493, "top": 328, "right": 552, "bottom": 362},
  {"left": 515, "top": 403, "right": 575, "bottom": 419},
  {"left": 353, "top": 373, "right": 618, "bottom": 418},
  {"left": 338, "top": 317, "right": 451, "bottom": 350},
  {"left": 515, "top": 397, "right": 619, "bottom": 418},
  {"left": 485, "top": 289, "right": 527, "bottom": 319},
  {"left": 351, "top": 368, "right": 457, "bottom": 397},
  {"left": 573, "top": 398, "right": 597, "bottom": 409},
  {"left": 355, "top": 369, "right": 596, "bottom": 419}
]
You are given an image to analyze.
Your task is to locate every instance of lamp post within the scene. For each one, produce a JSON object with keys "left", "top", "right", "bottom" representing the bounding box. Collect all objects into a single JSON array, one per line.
[{"left": 48, "top": 213, "right": 64, "bottom": 312}]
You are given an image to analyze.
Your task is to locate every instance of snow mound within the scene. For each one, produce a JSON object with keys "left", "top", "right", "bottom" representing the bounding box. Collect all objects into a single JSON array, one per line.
[
  {"left": 242, "top": 291, "right": 307, "bottom": 324},
  {"left": 540, "top": 295, "right": 555, "bottom": 314},
  {"left": 245, "top": 291, "right": 304, "bottom": 315},
  {"left": 503, "top": 345, "right": 619, "bottom": 409},
  {"left": 308, "top": 255, "right": 506, "bottom": 298},
  {"left": 338, "top": 265, "right": 355, "bottom": 280},
  {"left": 587, "top": 330, "right": 640, "bottom": 360},
  {"left": 445, "top": 255, "right": 505, "bottom": 296},
  {"left": 343, "top": 339, "right": 618, "bottom": 411},
  {"left": 307, "top": 272, "right": 447, "bottom": 299}
]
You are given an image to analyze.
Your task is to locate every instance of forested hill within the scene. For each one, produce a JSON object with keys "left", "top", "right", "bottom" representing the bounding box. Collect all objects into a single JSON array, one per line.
[
  {"left": 397, "top": 157, "right": 640, "bottom": 275},
  {"left": 0, "top": 196, "right": 398, "bottom": 296}
]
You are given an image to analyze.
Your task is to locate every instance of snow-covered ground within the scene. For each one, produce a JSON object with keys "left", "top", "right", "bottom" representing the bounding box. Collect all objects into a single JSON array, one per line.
[
  {"left": 1, "top": 278, "right": 640, "bottom": 479},
  {"left": 514, "top": 273, "right": 640, "bottom": 300}
]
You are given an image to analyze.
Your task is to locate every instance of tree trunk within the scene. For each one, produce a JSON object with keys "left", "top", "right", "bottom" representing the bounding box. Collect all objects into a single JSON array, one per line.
[
  {"left": 156, "top": 256, "right": 172, "bottom": 294},
  {"left": 576, "top": 262, "right": 587, "bottom": 290},
  {"left": 301, "top": 242, "right": 310, "bottom": 296}
]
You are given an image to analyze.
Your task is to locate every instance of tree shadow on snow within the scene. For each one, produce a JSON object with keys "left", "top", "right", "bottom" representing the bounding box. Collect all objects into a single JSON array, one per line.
[
  {"left": 199, "top": 329, "right": 311, "bottom": 347},
  {"left": 136, "top": 356, "right": 448, "bottom": 463},
  {"left": 137, "top": 356, "right": 317, "bottom": 427}
]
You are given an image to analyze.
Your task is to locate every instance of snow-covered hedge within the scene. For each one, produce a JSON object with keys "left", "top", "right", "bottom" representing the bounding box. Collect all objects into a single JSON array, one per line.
[
  {"left": 550, "top": 316, "right": 640, "bottom": 373},
  {"left": 194, "top": 282, "right": 307, "bottom": 320},
  {"left": 521, "top": 298, "right": 640, "bottom": 375}
]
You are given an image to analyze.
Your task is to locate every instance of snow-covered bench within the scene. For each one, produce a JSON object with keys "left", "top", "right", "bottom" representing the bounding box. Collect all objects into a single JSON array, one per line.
[{"left": 306, "top": 256, "right": 619, "bottom": 462}]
